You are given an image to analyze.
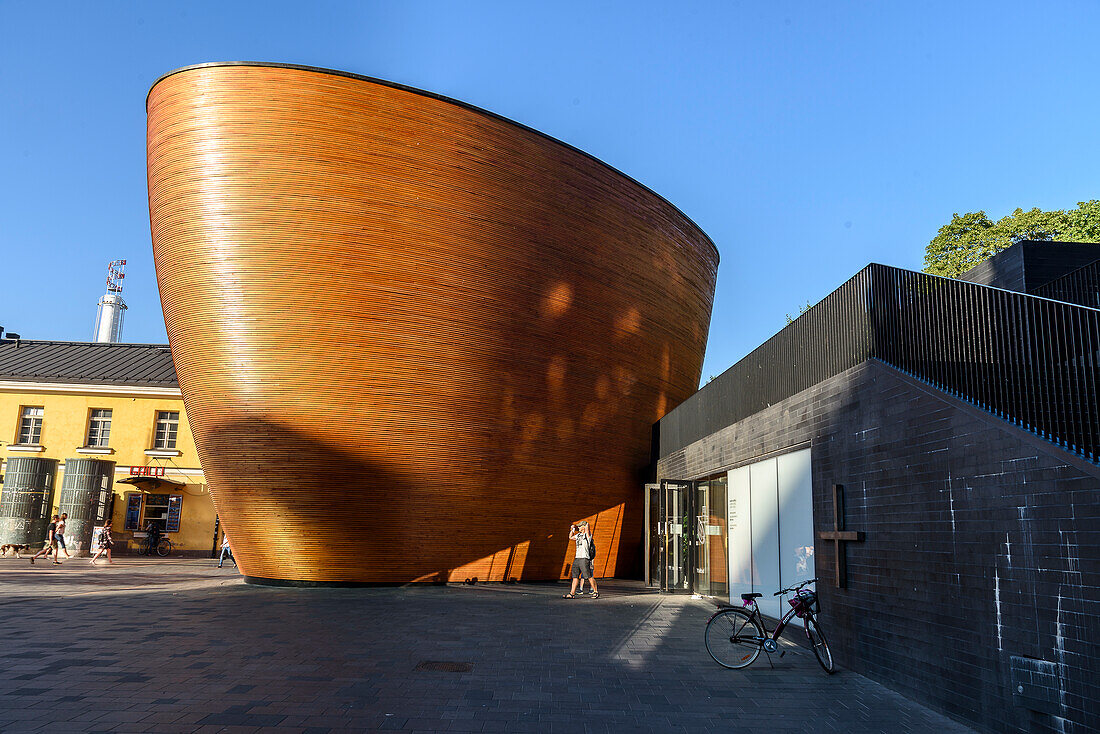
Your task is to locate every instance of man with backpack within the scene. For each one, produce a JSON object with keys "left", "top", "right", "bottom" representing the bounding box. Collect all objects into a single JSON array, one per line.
[{"left": 562, "top": 520, "right": 599, "bottom": 599}]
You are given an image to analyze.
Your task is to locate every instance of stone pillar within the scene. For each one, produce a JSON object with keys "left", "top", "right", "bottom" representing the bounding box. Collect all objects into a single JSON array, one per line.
[
  {"left": 58, "top": 459, "right": 116, "bottom": 555},
  {"left": 0, "top": 457, "right": 59, "bottom": 546}
]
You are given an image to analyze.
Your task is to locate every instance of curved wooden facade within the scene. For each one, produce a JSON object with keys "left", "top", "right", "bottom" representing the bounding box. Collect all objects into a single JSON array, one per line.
[{"left": 146, "top": 63, "right": 718, "bottom": 584}]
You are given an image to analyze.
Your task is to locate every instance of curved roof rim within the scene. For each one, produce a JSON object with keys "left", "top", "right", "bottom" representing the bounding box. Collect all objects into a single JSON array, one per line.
[{"left": 146, "top": 61, "right": 718, "bottom": 260}]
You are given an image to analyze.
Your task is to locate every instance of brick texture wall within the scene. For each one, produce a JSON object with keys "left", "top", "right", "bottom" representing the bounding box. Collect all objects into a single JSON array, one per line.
[{"left": 657, "top": 359, "right": 1099, "bottom": 733}]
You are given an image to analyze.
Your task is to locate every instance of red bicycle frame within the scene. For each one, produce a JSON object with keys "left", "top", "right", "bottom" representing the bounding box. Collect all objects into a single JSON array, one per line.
[{"left": 744, "top": 596, "right": 805, "bottom": 643}]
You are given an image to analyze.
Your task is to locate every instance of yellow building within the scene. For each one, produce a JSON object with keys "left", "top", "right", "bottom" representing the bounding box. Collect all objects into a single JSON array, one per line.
[{"left": 0, "top": 340, "right": 216, "bottom": 555}]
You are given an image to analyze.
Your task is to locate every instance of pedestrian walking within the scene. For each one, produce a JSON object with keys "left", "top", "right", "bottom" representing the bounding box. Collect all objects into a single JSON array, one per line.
[
  {"left": 30, "top": 514, "right": 61, "bottom": 565},
  {"left": 89, "top": 519, "right": 114, "bottom": 565},
  {"left": 562, "top": 520, "right": 599, "bottom": 599},
  {"left": 217, "top": 531, "right": 236, "bottom": 568},
  {"left": 53, "top": 513, "right": 71, "bottom": 561}
]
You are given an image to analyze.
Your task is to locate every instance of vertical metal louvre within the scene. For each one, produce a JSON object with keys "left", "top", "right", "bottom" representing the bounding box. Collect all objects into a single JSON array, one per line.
[
  {"left": 661, "top": 263, "right": 1100, "bottom": 463},
  {"left": 1033, "top": 258, "right": 1100, "bottom": 309}
]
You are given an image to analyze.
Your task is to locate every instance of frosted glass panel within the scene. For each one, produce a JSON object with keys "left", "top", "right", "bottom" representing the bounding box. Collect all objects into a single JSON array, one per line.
[
  {"left": 777, "top": 448, "right": 815, "bottom": 590},
  {"left": 749, "top": 460, "right": 781, "bottom": 619},
  {"left": 726, "top": 466, "right": 752, "bottom": 604}
]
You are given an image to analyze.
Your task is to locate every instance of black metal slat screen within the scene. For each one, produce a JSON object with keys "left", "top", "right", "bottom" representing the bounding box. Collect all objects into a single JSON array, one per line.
[
  {"left": 1032, "top": 258, "right": 1100, "bottom": 309},
  {"left": 662, "top": 263, "right": 1100, "bottom": 463}
]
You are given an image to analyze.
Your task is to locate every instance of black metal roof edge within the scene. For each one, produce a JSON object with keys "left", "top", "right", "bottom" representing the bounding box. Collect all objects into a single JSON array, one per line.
[
  {"left": 0, "top": 374, "right": 179, "bottom": 388},
  {"left": 0, "top": 340, "right": 171, "bottom": 348},
  {"left": 146, "top": 61, "right": 719, "bottom": 261}
]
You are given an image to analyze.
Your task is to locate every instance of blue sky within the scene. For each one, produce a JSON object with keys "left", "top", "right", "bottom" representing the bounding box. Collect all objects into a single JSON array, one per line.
[{"left": 2, "top": 1, "right": 1098, "bottom": 382}]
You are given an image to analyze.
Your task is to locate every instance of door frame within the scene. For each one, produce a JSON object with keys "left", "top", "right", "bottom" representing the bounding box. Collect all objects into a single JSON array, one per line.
[{"left": 656, "top": 478, "right": 695, "bottom": 594}]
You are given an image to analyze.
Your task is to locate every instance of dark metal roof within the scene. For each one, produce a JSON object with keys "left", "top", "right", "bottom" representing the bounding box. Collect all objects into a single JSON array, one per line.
[{"left": 0, "top": 340, "right": 178, "bottom": 388}]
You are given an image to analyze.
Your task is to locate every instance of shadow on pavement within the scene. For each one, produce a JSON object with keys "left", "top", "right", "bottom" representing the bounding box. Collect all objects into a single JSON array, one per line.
[{"left": 0, "top": 565, "right": 973, "bottom": 732}]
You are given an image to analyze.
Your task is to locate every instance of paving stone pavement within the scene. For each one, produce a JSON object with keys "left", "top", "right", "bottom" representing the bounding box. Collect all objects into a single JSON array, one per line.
[{"left": 0, "top": 558, "right": 974, "bottom": 733}]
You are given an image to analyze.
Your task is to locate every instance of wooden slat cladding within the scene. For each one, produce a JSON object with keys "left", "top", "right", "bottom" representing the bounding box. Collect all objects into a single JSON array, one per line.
[{"left": 146, "top": 63, "right": 718, "bottom": 584}]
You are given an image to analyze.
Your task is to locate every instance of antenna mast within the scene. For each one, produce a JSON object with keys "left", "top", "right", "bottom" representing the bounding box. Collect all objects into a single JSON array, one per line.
[{"left": 94, "top": 259, "right": 128, "bottom": 342}]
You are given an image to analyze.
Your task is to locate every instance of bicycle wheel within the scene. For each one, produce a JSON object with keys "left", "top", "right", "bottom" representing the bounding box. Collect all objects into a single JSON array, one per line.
[
  {"left": 156, "top": 539, "right": 172, "bottom": 557},
  {"left": 804, "top": 614, "right": 835, "bottom": 674},
  {"left": 705, "top": 608, "right": 764, "bottom": 669},
  {"left": 139, "top": 539, "right": 152, "bottom": 556}
]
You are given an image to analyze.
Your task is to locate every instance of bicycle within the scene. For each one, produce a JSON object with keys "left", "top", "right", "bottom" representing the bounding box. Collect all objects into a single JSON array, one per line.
[
  {"left": 139, "top": 535, "right": 173, "bottom": 557},
  {"left": 704, "top": 578, "right": 834, "bottom": 674}
]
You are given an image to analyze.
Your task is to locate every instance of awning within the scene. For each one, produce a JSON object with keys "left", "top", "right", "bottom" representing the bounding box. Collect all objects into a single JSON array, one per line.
[{"left": 117, "top": 475, "right": 187, "bottom": 490}]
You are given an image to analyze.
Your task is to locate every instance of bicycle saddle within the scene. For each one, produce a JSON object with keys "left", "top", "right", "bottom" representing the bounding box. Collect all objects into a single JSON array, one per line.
[{"left": 741, "top": 593, "right": 762, "bottom": 601}]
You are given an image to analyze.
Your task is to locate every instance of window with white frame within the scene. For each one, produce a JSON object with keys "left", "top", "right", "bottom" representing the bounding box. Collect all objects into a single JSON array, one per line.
[
  {"left": 153, "top": 411, "right": 179, "bottom": 449},
  {"left": 17, "top": 406, "right": 44, "bottom": 444},
  {"left": 86, "top": 408, "right": 112, "bottom": 447}
]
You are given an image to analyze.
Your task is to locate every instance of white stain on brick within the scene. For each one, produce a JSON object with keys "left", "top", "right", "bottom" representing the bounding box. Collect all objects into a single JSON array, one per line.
[
  {"left": 1055, "top": 592, "right": 1068, "bottom": 715},
  {"left": 1059, "top": 530, "right": 1079, "bottom": 576},
  {"left": 948, "top": 488, "right": 956, "bottom": 532},
  {"left": 993, "top": 569, "right": 1002, "bottom": 651}
]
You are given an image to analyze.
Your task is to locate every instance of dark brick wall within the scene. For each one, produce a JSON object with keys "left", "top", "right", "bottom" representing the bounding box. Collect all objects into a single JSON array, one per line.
[{"left": 657, "top": 360, "right": 1100, "bottom": 734}]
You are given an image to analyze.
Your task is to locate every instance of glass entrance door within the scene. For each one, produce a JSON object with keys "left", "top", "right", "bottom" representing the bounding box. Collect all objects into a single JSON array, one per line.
[
  {"left": 645, "top": 484, "right": 660, "bottom": 587},
  {"left": 657, "top": 479, "right": 693, "bottom": 592},
  {"left": 647, "top": 476, "right": 730, "bottom": 596},
  {"left": 694, "top": 476, "right": 728, "bottom": 598},
  {"left": 694, "top": 481, "right": 711, "bottom": 596}
]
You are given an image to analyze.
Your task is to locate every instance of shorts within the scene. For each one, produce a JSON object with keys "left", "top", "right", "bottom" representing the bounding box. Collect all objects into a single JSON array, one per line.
[
  {"left": 55, "top": 535, "right": 67, "bottom": 550},
  {"left": 570, "top": 558, "right": 592, "bottom": 579}
]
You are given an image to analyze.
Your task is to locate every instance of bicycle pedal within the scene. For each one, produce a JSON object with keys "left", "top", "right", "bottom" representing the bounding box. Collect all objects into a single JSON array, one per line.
[{"left": 779, "top": 651, "right": 786, "bottom": 658}]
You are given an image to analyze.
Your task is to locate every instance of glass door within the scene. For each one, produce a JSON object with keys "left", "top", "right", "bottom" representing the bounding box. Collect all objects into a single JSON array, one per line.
[
  {"left": 658, "top": 479, "right": 693, "bottom": 592},
  {"left": 694, "top": 481, "right": 711, "bottom": 596},
  {"left": 645, "top": 484, "right": 660, "bottom": 587},
  {"left": 695, "top": 476, "right": 728, "bottom": 598}
]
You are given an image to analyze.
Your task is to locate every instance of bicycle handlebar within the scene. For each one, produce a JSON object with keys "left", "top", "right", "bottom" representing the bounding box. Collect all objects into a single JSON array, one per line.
[{"left": 773, "top": 578, "right": 818, "bottom": 596}]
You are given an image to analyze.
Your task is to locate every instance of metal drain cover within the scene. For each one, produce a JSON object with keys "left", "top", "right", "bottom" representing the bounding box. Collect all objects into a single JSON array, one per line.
[{"left": 414, "top": 660, "right": 473, "bottom": 673}]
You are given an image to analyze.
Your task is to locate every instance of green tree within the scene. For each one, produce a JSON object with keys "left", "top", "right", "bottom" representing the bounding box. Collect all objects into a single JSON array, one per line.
[{"left": 923, "top": 200, "right": 1100, "bottom": 278}]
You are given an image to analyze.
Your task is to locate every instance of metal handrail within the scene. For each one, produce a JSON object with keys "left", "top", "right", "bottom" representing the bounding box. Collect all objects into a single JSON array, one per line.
[
  {"left": 661, "top": 263, "right": 1100, "bottom": 463},
  {"left": 1033, "top": 258, "right": 1100, "bottom": 309}
]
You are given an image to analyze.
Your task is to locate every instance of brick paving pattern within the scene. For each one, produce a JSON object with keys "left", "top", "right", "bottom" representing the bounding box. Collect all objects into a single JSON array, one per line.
[{"left": 0, "top": 558, "right": 973, "bottom": 733}]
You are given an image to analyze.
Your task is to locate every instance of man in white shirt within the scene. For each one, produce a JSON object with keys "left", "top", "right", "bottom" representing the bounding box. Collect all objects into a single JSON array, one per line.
[
  {"left": 562, "top": 521, "right": 599, "bottom": 599},
  {"left": 218, "top": 531, "right": 236, "bottom": 568}
]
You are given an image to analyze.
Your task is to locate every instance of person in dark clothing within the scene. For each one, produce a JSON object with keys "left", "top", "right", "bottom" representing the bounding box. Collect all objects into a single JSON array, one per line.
[
  {"left": 90, "top": 519, "right": 114, "bottom": 565},
  {"left": 30, "top": 515, "right": 60, "bottom": 565},
  {"left": 145, "top": 520, "right": 163, "bottom": 552}
]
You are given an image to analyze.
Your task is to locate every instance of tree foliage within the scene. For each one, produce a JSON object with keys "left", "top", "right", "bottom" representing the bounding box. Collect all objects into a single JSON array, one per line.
[
  {"left": 923, "top": 200, "right": 1100, "bottom": 278},
  {"left": 784, "top": 300, "right": 813, "bottom": 325}
]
